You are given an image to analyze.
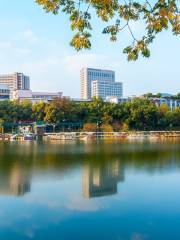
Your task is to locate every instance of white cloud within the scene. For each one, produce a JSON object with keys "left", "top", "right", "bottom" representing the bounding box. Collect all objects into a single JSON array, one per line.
[
  {"left": 64, "top": 53, "right": 113, "bottom": 72},
  {"left": 0, "top": 41, "right": 13, "bottom": 48},
  {"left": 0, "top": 40, "right": 31, "bottom": 55},
  {"left": 19, "top": 29, "right": 40, "bottom": 44},
  {"left": 66, "top": 194, "right": 106, "bottom": 212},
  {"left": 25, "top": 196, "right": 63, "bottom": 209},
  {"left": 0, "top": 40, "right": 31, "bottom": 69},
  {"left": 131, "top": 233, "right": 147, "bottom": 240}
]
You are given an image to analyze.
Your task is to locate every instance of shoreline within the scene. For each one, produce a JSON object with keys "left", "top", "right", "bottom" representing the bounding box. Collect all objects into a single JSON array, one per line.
[
  {"left": 1, "top": 131, "right": 180, "bottom": 142},
  {"left": 44, "top": 131, "right": 180, "bottom": 141}
]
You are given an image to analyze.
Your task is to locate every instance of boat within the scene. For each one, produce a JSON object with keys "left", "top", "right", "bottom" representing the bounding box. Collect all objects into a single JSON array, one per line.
[{"left": 24, "top": 133, "right": 36, "bottom": 140}]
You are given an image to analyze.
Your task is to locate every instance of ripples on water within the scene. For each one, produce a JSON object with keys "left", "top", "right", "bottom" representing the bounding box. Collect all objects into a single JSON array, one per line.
[{"left": 0, "top": 140, "right": 180, "bottom": 240}]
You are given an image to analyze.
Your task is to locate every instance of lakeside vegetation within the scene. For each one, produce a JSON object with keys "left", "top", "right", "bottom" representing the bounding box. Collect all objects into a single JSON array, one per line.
[{"left": 0, "top": 97, "right": 180, "bottom": 133}]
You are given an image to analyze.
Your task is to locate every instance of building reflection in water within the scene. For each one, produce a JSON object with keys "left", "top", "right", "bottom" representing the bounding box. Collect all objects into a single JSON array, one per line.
[
  {"left": 83, "top": 160, "right": 124, "bottom": 198},
  {"left": 0, "top": 163, "right": 31, "bottom": 197}
]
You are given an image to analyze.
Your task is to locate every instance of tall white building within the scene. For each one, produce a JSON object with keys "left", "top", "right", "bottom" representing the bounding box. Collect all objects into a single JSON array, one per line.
[
  {"left": 0, "top": 72, "right": 30, "bottom": 98},
  {"left": 80, "top": 68, "right": 123, "bottom": 100},
  {"left": 92, "top": 80, "right": 123, "bottom": 100}
]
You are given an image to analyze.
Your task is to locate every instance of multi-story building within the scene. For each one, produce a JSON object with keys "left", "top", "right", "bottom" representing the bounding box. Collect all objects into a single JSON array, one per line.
[
  {"left": 0, "top": 85, "right": 10, "bottom": 100},
  {"left": 32, "top": 92, "right": 63, "bottom": 101},
  {"left": 106, "top": 96, "right": 180, "bottom": 110},
  {"left": 0, "top": 72, "right": 30, "bottom": 98},
  {"left": 152, "top": 97, "right": 180, "bottom": 110},
  {"left": 92, "top": 80, "right": 123, "bottom": 100},
  {"left": 106, "top": 96, "right": 135, "bottom": 104},
  {"left": 80, "top": 68, "right": 119, "bottom": 100},
  {"left": 12, "top": 89, "right": 63, "bottom": 103}
]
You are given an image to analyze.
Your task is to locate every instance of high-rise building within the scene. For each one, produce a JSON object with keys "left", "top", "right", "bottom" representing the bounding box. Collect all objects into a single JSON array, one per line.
[
  {"left": 0, "top": 72, "right": 30, "bottom": 98},
  {"left": 80, "top": 68, "right": 116, "bottom": 100},
  {"left": 92, "top": 80, "right": 123, "bottom": 100},
  {"left": 80, "top": 68, "right": 123, "bottom": 100}
]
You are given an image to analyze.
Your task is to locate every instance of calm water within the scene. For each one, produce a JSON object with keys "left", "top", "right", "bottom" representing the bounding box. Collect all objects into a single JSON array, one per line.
[{"left": 0, "top": 140, "right": 180, "bottom": 240}]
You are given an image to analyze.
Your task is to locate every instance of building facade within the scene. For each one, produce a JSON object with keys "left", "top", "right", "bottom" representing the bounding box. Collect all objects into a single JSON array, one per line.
[
  {"left": 106, "top": 96, "right": 180, "bottom": 110},
  {"left": 0, "top": 73, "right": 30, "bottom": 98},
  {"left": 92, "top": 80, "right": 123, "bottom": 100},
  {"left": 106, "top": 96, "right": 135, "bottom": 104},
  {"left": 0, "top": 85, "right": 10, "bottom": 100},
  {"left": 32, "top": 92, "right": 62, "bottom": 101},
  {"left": 152, "top": 97, "right": 180, "bottom": 110},
  {"left": 12, "top": 89, "right": 63, "bottom": 103},
  {"left": 80, "top": 68, "right": 118, "bottom": 100}
]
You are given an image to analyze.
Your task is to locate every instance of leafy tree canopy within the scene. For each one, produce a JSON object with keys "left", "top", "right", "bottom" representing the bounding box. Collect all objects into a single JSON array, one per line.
[
  {"left": 36, "top": 0, "right": 179, "bottom": 60},
  {"left": 0, "top": 98, "right": 180, "bottom": 131}
]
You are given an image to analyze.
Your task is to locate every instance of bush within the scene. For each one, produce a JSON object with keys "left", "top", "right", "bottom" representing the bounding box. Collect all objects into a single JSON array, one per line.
[{"left": 83, "top": 123, "right": 98, "bottom": 132}]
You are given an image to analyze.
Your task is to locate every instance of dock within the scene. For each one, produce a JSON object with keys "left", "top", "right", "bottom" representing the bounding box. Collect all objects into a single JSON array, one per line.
[
  {"left": 0, "top": 131, "right": 180, "bottom": 142},
  {"left": 43, "top": 131, "right": 180, "bottom": 141}
]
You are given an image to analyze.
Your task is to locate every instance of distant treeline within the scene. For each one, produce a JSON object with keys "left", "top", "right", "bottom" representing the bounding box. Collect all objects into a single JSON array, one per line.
[
  {"left": 0, "top": 97, "right": 180, "bottom": 132},
  {"left": 143, "top": 93, "right": 180, "bottom": 99}
]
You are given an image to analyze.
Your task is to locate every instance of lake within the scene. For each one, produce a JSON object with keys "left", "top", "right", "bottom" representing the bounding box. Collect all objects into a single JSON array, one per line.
[{"left": 0, "top": 140, "right": 180, "bottom": 240}]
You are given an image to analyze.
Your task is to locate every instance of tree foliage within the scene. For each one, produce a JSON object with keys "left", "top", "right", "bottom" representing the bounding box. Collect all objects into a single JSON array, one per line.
[
  {"left": 0, "top": 97, "right": 180, "bottom": 131},
  {"left": 36, "top": 0, "right": 180, "bottom": 60}
]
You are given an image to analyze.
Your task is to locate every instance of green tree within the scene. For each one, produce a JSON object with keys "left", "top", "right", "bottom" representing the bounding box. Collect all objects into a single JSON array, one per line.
[
  {"left": 32, "top": 102, "right": 48, "bottom": 121},
  {"left": 0, "top": 97, "right": 179, "bottom": 132},
  {"left": 36, "top": 0, "right": 180, "bottom": 60},
  {"left": 111, "top": 102, "right": 131, "bottom": 123},
  {"left": 127, "top": 98, "right": 159, "bottom": 130},
  {"left": 144, "top": 92, "right": 153, "bottom": 98},
  {"left": 44, "top": 102, "right": 62, "bottom": 123},
  {"left": 0, "top": 118, "right": 4, "bottom": 133},
  {"left": 167, "top": 107, "right": 180, "bottom": 128},
  {"left": 157, "top": 103, "right": 170, "bottom": 129},
  {"left": 156, "top": 92, "right": 162, "bottom": 98},
  {"left": 18, "top": 100, "right": 33, "bottom": 121},
  {"left": 86, "top": 97, "right": 105, "bottom": 123},
  {"left": 44, "top": 97, "right": 78, "bottom": 123},
  {"left": 176, "top": 93, "right": 180, "bottom": 99}
]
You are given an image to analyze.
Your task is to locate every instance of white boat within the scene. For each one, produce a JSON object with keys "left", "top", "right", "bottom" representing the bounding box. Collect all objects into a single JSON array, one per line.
[
  {"left": 24, "top": 133, "right": 36, "bottom": 140},
  {"left": 11, "top": 134, "right": 19, "bottom": 141}
]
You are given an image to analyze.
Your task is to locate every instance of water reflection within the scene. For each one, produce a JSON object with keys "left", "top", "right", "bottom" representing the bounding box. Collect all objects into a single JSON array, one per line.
[
  {"left": 0, "top": 141, "right": 180, "bottom": 240},
  {"left": 0, "top": 141, "right": 179, "bottom": 199},
  {"left": 0, "top": 163, "right": 31, "bottom": 196},
  {"left": 83, "top": 160, "right": 124, "bottom": 198}
]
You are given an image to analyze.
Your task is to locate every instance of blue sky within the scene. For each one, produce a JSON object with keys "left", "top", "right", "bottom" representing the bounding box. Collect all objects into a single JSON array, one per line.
[{"left": 0, "top": 0, "right": 179, "bottom": 97}]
